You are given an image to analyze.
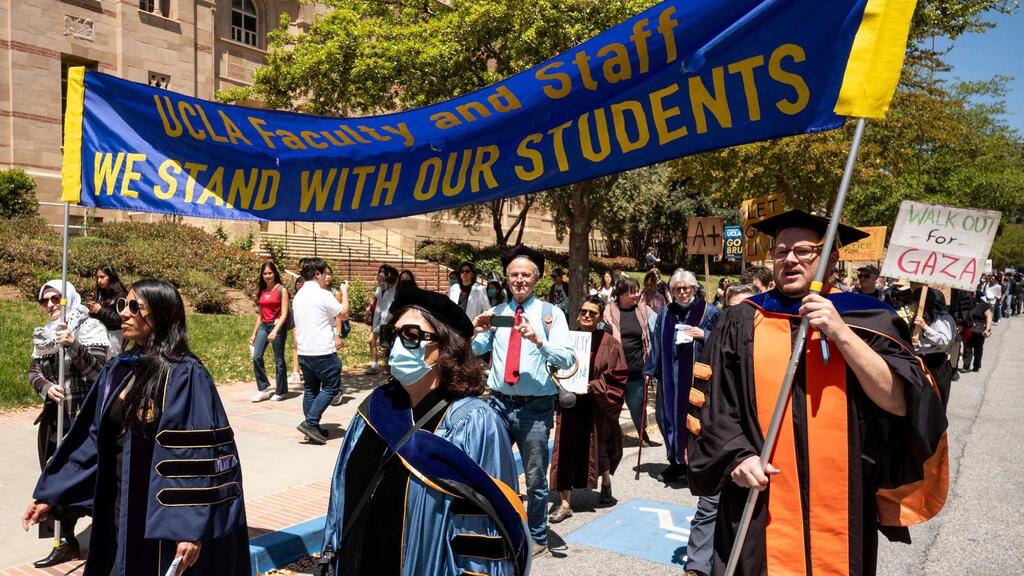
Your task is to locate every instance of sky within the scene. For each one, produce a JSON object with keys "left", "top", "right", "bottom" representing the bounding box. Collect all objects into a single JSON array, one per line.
[{"left": 935, "top": 9, "right": 1024, "bottom": 134}]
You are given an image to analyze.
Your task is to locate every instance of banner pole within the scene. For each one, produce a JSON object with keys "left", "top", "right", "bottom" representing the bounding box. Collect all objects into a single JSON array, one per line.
[
  {"left": 51, "top": 202, "right": 71, "bottom": 549},
  {"left": 704, "top": 254, "right": 712, "bottom": 302},
  {"left": 723, "top": 118, "right": 868, "bottom": 576}
]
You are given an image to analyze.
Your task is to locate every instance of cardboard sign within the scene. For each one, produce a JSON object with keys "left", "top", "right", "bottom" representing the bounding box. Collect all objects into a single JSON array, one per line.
[
  {"left": 881, "top": 201, "right": 1001, "bottom": 290},
  {"left": 723, "top": 225, "right": 743, "bottom": 261},
  {"left": 741, "top": 195, "right": 783, "bottom": 260},
  {"left": 839, "top": 226, "right": 887, "bottom": 261},
  {"left": 559, "top": 331, "right": 593, "bottom": 394},
  {"left": 686, "top": 216, "right": 724, "bottom": 256}
]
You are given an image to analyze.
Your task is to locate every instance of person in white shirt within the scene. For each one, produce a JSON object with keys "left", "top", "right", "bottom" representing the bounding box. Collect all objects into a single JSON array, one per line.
[
  {"left": 447, "top": 261, "right": 489, "bottom": 321},
  {"left": 292, "top": 257, "right": 347, "bottom": 444}
]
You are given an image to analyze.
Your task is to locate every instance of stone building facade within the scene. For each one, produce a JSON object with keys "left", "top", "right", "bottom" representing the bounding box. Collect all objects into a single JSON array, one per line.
[{"left": 0, "top": 0, "right": 570, "bottom": 252}]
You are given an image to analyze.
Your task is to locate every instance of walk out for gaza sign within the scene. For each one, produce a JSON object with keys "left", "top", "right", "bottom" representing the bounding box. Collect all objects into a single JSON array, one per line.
[
  {"left": 60, "top": 0, "right": 918, "bottom": 222},
  {"left": 881, "top": 202, "right": 1001, "bottom": 291}
]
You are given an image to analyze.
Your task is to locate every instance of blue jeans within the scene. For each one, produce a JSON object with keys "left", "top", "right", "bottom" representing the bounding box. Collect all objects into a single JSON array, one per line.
[
  {"left": 253, "top": 321, "right": 288, "bottom": 395},
  {"left": 297, "top": 353, "right": 341, "bottom": 427},
  {"left": 489, "top": 391, "right": 555, "bottom": 545},
  {"left": 624, "top": 378, "right": 646, "bottom": 434}
]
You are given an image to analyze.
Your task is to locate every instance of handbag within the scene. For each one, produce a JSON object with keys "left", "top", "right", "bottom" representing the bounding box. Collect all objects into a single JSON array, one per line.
[{"left": 277, "top": 285, "right": 294, "bottom": 331}]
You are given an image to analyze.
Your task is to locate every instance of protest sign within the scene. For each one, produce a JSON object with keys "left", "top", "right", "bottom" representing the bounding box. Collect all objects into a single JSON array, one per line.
[
  {"left": 723, "top": 226, "right": 743, "bottom": 261},
  {"left": 741, "top": 195, "right": 782, "bottom": 260},
  {"left": 560, "top": 331, "right": 593, "bottom": 394},
  {"left": 839, "top": 226, "right": 887, "bottom": 261},
  {"left": 881, "top": 202, "right": 1001, "bottom": 290},
  {"left": 61, "top": 0, "right": 918, "bottom": 222},
  {"left": 686, "top": 217, "right": 724, "bottom": 256}
]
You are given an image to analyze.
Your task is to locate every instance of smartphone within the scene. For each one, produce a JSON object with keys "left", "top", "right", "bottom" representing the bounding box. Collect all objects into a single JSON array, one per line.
[{"left": 490, "top": 315, "right": 516, "bottom": 328}]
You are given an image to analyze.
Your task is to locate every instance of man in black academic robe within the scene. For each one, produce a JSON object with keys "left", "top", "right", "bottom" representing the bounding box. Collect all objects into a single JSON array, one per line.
[{"left": 688, "top": 210, "right": 948, "bottom": 576}]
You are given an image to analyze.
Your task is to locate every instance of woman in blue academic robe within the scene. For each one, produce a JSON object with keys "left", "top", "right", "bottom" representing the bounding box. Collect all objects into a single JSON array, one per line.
[
  {"left": 320, "top": 287, "right": 529, "bottom": 576},
  {"left": 22, "top": 278, "right": 250, "bottom": 576}
]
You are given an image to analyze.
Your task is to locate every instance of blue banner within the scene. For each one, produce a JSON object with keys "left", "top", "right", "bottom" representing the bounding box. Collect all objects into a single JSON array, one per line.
[{"left": 62, "top": 0, "right": 916, "bottom": 222}]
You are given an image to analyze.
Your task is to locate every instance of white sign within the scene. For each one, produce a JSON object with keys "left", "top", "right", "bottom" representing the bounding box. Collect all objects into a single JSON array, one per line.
[
  {"left": 881, "top": 201, "right": 1001, "bottom": 291},
  {"left": 559, "top": 331, "right": 592, "bottom": 394},
  {"left": 985, "top": 259, "right": 993, "bottom": 274}
]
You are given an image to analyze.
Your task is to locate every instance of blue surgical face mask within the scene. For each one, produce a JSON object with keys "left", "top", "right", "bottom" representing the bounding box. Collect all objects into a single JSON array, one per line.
[
  {"left": 449, "top": 278, "right": 458, "bottom": 286},
  {"left": 389, "top": 341, "right": 435, "bottom": 386},
  {"left": 487, "top": 288, "right": 497, "bottom": 298}
]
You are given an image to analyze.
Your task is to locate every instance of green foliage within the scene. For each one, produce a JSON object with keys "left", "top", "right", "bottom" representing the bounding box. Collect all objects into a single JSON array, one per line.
[
  {"left": 990, "top": 224, "right": 1024, "bottom": 269},
  {"left": 265, "top": 239, "right": 286, "bottom": 270},
  {"left": 232, "top": 231, "right": 256, "bottom": 252},
  {"left": 0, "top": 168, "right": 38, "bottom": 219},
  {"left": 0, "top": 299, "right": 45, "bottom": 409},
  {"left": 213, "top": 224, "right": 230, "bottom": 243},
  {"left": 345, "top": 277, "right": 372, "bottom": 323},
  {"left": 416, "top": 240, "right": 479, "bottom": 270},
  {"left": 0, "top": 219, "right": 263, "bottom": 303}
]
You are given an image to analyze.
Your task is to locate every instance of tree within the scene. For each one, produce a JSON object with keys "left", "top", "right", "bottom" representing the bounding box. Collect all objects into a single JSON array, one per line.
[
  {"left": 224, "top": 0, "right": 659, "bottom": 323},
  {"left": 430, "top": 197, "right": 535, "bottom": 248},
  {"left": 0, "top": 168, "right": 38, "bottom": 219}
]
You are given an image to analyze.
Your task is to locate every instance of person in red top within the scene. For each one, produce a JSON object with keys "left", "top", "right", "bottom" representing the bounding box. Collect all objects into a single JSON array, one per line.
[{"left": 250, "top": 262, "right": 290, "bottom": 402}]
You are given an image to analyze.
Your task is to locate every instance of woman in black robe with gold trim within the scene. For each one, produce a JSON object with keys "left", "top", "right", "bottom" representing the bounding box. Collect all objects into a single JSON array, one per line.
[{"left": 22, "top": 278, "right": 250, "bottom": 576}]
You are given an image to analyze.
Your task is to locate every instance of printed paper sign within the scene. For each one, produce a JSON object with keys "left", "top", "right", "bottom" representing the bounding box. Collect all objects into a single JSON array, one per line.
[
  {"left": 839, "top": 226, "right": 887, "bottom": 261},
  {"left": 686, "top": 216, "right": 724, "bottom": 256},
  {"left": 741, "top": 195, "right": 782, "bottom": 260},
  {"left": 559, "top": 331, "right": 592, "bottom": 394},
  {"left": 881, "top": 201, "right": 1001, "bottom": 290},
  {"left": 723, "top": 225, "right": 743, "bottom": 261}
]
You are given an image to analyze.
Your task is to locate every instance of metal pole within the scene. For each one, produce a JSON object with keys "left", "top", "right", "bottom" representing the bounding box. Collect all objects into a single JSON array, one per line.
[
  {"left": 52, "top": 202, "right": 71, "bottom": 549},
  {"left": 723, "top": 118, "right": 867, "bottom": 576}
]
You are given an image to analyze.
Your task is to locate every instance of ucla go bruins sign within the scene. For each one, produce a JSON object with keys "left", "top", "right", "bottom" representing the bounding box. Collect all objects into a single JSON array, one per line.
[{"left": 61, "top": 0, "right": 917, "bottom": 222}]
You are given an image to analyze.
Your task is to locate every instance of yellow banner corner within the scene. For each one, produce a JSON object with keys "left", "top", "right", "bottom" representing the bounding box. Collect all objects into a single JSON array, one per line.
[
  {"left": 834, "top": 0, "right": 918, "bottom": 119},
  {"left": 61, "top": 66, "right": 86, "bottom": 204}
]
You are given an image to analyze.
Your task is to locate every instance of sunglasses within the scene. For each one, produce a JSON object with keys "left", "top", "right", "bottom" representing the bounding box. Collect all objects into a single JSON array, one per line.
[
  {"left": 672, "top": 285, "right": 694, "bottom": 293},
  {"left": 38, "top": 294, "right": 61, "bottom": 306},
  {"left": 115, "top": 297, "right": 145, "bottom": 315},
  {"left": 459, "top": 268, "right": 473, "bottom": 274},
  {"left": 380, "top": 324, "right": 439, "bottom": 349},
  {"left": 578, "top": 308, "right": 601, "bottom": 318}
]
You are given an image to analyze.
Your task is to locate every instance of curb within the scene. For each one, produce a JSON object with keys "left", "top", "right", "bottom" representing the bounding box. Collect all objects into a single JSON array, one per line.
[{"left": 246, "top": 407, "right": 656, "bottom": 574}]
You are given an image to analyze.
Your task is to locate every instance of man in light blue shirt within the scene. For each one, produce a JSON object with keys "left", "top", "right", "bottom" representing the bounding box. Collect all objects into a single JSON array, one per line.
[{"left": 472, "top": 245, "right": 574, "bottom": 554}]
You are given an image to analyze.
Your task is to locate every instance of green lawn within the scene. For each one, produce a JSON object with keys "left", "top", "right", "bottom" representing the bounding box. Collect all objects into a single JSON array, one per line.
[{"left": 1, "top": 300, "right": 374, "bottom": 411}]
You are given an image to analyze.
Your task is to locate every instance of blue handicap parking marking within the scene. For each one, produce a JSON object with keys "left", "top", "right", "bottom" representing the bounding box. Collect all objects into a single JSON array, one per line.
[{"left": 565, "top": 498, "right": 697, "bottom": 569}]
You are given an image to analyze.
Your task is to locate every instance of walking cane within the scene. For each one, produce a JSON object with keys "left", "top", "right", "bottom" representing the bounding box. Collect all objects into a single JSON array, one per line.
[
  {"left": 46, "top": 202, "right": 71, "bottom": 551},
  {"left": 722, "top": 118, "right": 867, "bottom": 576},
  {"left": 634, "top": 375, "right": 651, "bottom": 480}
]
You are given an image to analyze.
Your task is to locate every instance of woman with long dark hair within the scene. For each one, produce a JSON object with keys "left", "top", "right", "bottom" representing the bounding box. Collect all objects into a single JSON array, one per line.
[
  {"left": 86, "top": 265, "right": 128, "bottom": 355},
  {"left": 320, "top": 287, "right": 527, "bottom": 575},
  {"left": 23, "top": 278, "right": 250, "bottom": 575},
  {"left": 603, "top": 276, "right": 658, "bottom": 447},
  {"left": 911, "top": 287, "right": 956, "bottom": 409},
  {"left": 249, "top": 261, "right": 290, "bottom": 402}
]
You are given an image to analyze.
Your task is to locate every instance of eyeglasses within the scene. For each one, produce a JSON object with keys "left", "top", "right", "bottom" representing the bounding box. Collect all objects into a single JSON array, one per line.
[
  {"left": 578, "top": 308, "right": 601, "bottom": 318},
  {"left": 672, "top": 285, "right": 694, "bottom": 293},
  {"left": 459, "top": 268, "right": 473, "bottom": 274},
  {"left": 380, "top": 324, "right": 439, "bottom": 349},
  {"left": 38, "top": 294, "right": 61, "bottom": 306},
  {"left": 115, "top": 297, "right": 145, "bottom": 315},
  {"left": 771, "top": 243, "right": 823, "bottom": 262}
]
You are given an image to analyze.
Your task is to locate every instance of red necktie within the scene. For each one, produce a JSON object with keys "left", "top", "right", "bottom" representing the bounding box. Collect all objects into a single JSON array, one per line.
[{"left": 504, "top": 305, "right": 524, "bottom": 386}]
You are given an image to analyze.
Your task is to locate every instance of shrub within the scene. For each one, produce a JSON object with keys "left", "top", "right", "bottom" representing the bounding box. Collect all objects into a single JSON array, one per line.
[
  {"left": 592, "top": 255, "right": 638, "bottom": 271},
  {"left": 345, "top": 277, "right": 372, "bottom": 323},
  {"left": 213, "top": 223, "right": 229, "bottom": 242},
  {"left": 0, "top": 217, "right": 60, "bottom": 297},
  {"left": 179, "top": 271, "right": 230, "bottom": 314},
  {"left": 0, "top": 168, "right": 38, "bottom": 218},
  {"left": 416, "top": 240, "right": 477, "bottom": 269},
  {"left": 264, "top": 238, "right": 286, "bottom": 269},
  {"left": 232, "top": 231, "right": 255, "bottom": 252}
]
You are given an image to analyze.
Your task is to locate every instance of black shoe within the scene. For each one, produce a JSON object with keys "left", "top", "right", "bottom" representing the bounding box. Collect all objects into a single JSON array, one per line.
[
  {"left": 657, "top": 463, "right": 687, "bottom": 483},
  {"left": 972, "top": 367, "right": 981, "bottom": 372},
  {"left": 598, "top": 484, "right": 615, "bottom": 505},
  {"left": 330, "top": 392, "right": 345, "bottom": 407},
  {"left": 33, "top": 540, "right": 80, "bottom": 568},
  {"left": 297, "top": 422, "right": 327, "bottom": 444}
]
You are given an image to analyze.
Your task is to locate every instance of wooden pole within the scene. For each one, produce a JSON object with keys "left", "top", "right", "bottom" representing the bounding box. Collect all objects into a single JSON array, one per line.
[
  {"left": 704, "top": 254, "right": 712, "bottom": 301},
  {"left": 912, "top": 285, "right": 930, "bottom": 340}
]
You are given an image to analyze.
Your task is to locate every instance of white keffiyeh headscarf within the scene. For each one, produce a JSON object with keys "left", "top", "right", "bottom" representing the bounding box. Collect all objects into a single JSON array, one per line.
[{"left": 32, "top": 280, "right": 110, "bottom": 358}]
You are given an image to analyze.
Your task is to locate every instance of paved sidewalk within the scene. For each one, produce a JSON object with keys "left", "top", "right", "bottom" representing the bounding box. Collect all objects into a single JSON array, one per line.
[{"left": 0, "top": 370, "right": 385, "bottom": 574}]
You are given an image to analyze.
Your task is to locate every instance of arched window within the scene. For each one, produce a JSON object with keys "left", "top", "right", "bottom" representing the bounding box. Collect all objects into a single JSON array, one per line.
[{"left": 231, "top": 0, "right": 259, "bottom": 47}]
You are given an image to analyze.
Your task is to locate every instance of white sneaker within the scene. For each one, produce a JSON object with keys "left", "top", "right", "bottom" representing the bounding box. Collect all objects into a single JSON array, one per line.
[
  {"left": 270, "top": 394, "right": 285, "bottom": 402},
  {"left": 251, "top": 390, "right": 273, "bottom": 402},
  {"left": 288, "top": 372, "right": 302, "bottom": 384}
]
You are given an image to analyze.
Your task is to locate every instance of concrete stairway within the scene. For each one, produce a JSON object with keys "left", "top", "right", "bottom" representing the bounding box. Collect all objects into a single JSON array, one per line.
[{"left": 257, "top": 232, "right": 452, "bottom": 292}]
